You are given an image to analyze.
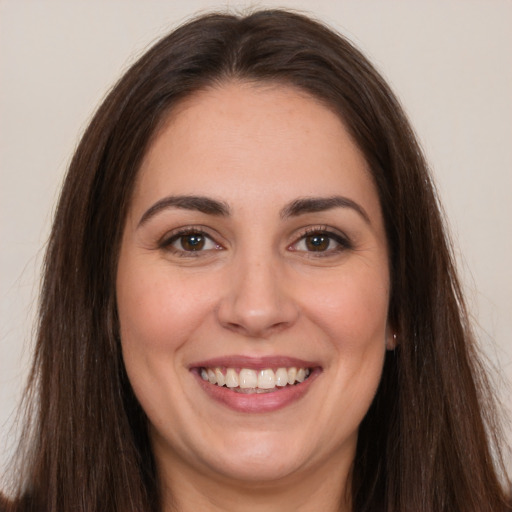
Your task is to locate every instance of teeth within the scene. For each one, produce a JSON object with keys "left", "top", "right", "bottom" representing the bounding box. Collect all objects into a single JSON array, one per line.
[
  {"left": 239, "top": 369, "right": 257, "bottom": 388},
  {"left": 275, "top": 368, "right": 288, "bottom": 387},
  {"left": 225, "top": 368, "right": 238, "bottom": 388},
  {"left": 200, "top": 366, "right": 312, "bottom": 390},
  {"left": 214, "top": 368, "right": 225, "bottom": 387},
  {"left": 257, "top": 369, "right": 275, "bottom": 389},
  {"left": 287, "top": 367, "right": 297, "bottom": 385}
]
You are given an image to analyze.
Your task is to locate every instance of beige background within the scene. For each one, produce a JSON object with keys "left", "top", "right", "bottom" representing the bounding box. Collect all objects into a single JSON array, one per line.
[{"left": 1, "top": 0, "right": 511, "bottom": 473}]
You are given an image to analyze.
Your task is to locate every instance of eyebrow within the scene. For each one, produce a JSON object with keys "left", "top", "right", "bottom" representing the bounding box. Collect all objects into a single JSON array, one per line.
[
  {"left": 138, "top": 195, "right": 231, "bottom": 227},
  {"left": 280, "top": 196, "right": 371, "bottom": 224},
  {"left": 138, "top": 194, "right": 370, "bottom": 227}
]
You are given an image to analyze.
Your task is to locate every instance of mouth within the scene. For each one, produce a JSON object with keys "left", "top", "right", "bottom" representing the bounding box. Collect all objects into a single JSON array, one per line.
[
  {"left": 199, "top": 366, "right": 312, "bottom": 394},
  {"left": 190, "top": 356, "right": 321, "bottom": 413}
]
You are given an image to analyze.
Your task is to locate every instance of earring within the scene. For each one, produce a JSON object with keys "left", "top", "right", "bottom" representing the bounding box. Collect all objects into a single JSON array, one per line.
[{"left": 386, "top": 332, "right": 398, "bottom": 350}]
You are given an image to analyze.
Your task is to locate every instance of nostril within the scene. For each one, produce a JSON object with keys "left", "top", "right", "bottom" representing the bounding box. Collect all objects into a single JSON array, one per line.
[
  {"left": 217, "top": 300, "right": 299, "bottom": 338},
  {"left": 215, "top": 262, "right": 300, "bottom": 337}
]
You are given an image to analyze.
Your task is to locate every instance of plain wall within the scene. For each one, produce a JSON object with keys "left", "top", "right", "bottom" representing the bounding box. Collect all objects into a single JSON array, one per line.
[{"left": 1, "top": 0, "right": 511, "bottom": 472}]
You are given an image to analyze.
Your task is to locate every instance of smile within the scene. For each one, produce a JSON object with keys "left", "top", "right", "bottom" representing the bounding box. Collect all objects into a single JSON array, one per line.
[
  {"left": 200, "top": 367, "right": 311, "bottom": 393},
  {"left": 191, "top": 357, "right": 321, "bottom": 413}
]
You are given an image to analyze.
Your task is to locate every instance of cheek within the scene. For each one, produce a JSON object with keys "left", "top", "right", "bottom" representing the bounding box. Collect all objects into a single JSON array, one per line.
[
  {"left": 117, "top": 270, "right": 215, "bottom": 354},
  {"left": 116, "top": 268, "right": 217, "bottom": 420},
  {"left": 300, "top": 265, "right": 390, "bottom": 347}
]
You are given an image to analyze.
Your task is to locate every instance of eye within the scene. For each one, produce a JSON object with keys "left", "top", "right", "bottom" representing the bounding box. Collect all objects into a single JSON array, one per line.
[
  {"left": 161, "top": 229, "right": 222, "bottom": 254},
  {"left": 291, "top": 228, "right": 351, "bottom": 255},
  {"left": 301, "top": 233, "right": 332, "bottom": 252}
]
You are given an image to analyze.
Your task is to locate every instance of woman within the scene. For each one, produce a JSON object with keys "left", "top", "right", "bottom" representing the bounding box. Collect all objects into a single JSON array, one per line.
[{"left": 2, "top": 9, "right": 510, "bottom": 512}]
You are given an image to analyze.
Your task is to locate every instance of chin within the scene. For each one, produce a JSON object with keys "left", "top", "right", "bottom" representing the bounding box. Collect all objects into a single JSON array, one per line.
[{"left": 204, "top": 441, "right": 308, "bottom": 483}]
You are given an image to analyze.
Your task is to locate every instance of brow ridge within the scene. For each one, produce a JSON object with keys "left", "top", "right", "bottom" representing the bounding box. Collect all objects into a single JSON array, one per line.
[
  {"left": 138, "top": 194, "right": 370, "bottom": 227},
  {"left": 280, "top": 196, "right": 370, "bottom": 224},
  {"left": 138, "top": 195, "right": 230, "bottom": 227}
]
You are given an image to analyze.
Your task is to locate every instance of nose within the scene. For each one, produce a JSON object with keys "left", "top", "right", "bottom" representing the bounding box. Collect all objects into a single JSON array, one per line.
[{"left": 216, "top": 253, "right": 299, "bottom": 338}]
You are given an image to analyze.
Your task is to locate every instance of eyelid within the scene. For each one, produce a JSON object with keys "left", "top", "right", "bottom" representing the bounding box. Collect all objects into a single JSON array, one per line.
[
  {"left": 159, "top": 226, "right": 224, "bottom": 254},
  {"left": 289, "top": 225, "right": 353, "bottom": 254},
  {"left": 156, "top": 224, "right": 352, "bottom": 258}
]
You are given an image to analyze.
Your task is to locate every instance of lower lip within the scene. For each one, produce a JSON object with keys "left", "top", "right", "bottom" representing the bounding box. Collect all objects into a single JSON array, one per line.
[{"left": 193, "top": 369, "right": 320, "bottom": 413}]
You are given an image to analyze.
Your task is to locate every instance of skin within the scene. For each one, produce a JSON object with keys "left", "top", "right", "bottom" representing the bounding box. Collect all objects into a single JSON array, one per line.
[{"left": 116, "top": 81, "right": 394, "bottom": 512}]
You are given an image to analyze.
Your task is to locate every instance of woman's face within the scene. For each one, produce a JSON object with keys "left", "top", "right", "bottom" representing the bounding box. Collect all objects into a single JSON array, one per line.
[{"left": 117, "top": 82, "right": 393, "bottom": 489}]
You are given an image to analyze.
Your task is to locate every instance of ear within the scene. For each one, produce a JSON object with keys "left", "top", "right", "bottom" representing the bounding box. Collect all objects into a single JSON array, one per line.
[{"left": 385, "top": 326, "right": 397, "bottom": 350}]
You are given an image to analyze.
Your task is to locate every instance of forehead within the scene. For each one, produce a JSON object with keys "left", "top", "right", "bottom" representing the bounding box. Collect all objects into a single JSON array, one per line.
[{"left": 132, "top": 81, "right": 380, "bottom": 219}]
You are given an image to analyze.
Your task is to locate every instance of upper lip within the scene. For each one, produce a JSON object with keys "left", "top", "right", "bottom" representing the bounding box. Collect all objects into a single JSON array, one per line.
[{"left": 189, "top": 355, "right": 321, "bottom": 371}]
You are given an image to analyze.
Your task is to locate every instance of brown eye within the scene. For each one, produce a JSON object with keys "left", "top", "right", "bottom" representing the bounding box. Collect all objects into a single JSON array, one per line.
[
  {"left": 180, "top": 233, "right": 206, "bottom": 251},
  {"left": 305, "top": 234, "right": 331, "bottom": 252},
  {"left": 163, "top": 230, "right": 220, "bottom": 254},
  {"left": 291, "top": 229, "right": 350, "bottom": 255}
]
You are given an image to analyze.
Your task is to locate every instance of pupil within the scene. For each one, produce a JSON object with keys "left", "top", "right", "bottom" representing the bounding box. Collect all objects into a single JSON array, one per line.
[
  {"left": 306, "top": 234, "right": 329, "bottom": 251},
  {"left": 182, "top": 234, "right": 205, "bottom": 251}
]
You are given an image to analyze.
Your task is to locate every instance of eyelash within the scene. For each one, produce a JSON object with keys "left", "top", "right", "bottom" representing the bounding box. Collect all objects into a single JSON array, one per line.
[
  {"left": 159, "top": 226, "right": 222, "bottom": 257},
  {"left": 289, "top": 226, "right": 352, "bottom": 256},
  {"left": 158, "top": 225, "right": 352, "bottom": 257}
]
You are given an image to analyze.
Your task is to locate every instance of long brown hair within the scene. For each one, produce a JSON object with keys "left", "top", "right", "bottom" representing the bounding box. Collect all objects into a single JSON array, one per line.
[{"left": 4, "top": 9, "right": 510, "bottom": 512}]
